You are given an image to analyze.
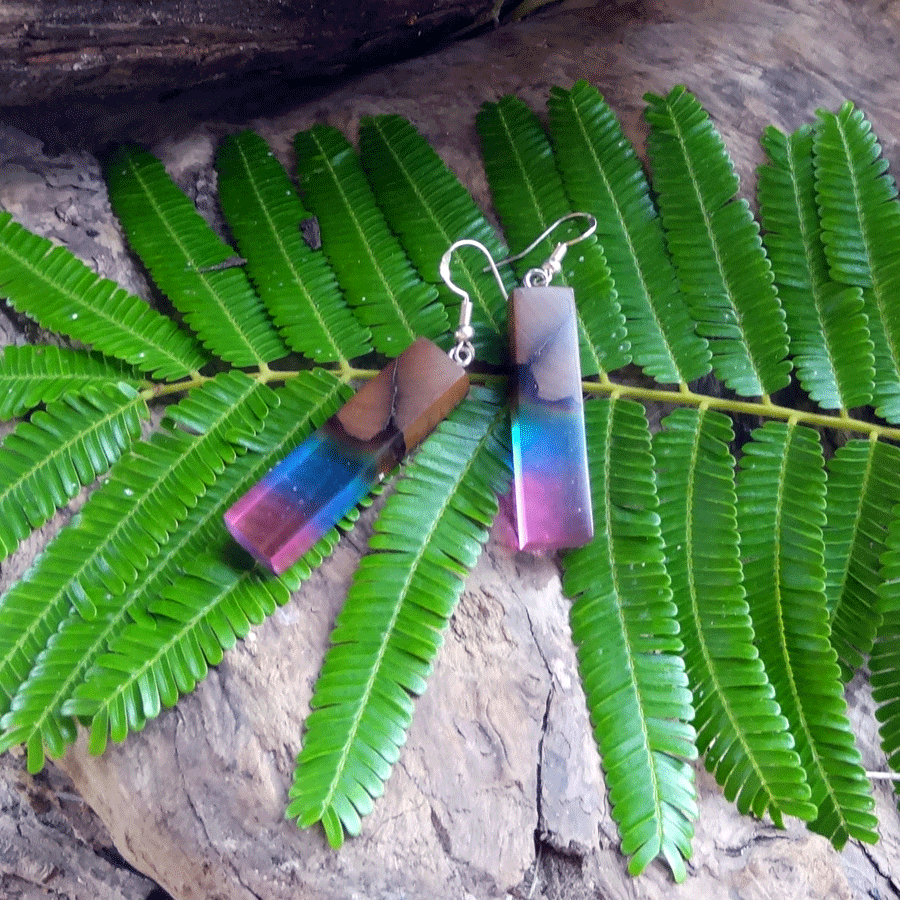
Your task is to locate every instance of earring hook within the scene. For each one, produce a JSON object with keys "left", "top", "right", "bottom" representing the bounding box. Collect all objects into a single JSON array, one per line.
[
  {"left": 491, "top": 212, "right": 598, "bottom": 270},
  {"left": 439, "top": 239, "right": 509, "bottom": 367}
]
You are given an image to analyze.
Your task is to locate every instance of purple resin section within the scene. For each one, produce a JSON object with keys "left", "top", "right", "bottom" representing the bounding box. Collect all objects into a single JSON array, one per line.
[
  {"left": 509, "top": 285, "right": 593, "bottom": 551},
  {"left": 224, "top": 430, "right": 383, "bottom": 574},
  {"left": 225, "top": 337, "right": 469, "bottom": 574}
]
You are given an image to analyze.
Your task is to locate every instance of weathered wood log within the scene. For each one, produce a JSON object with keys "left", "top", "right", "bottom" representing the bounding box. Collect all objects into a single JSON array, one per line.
[
  {"left": 0, "top": 0, "right": 501, "bottom": 106},
  {"left": 0, "top": 752, "right": 157, "bottom": 899},
  {"left": 4, "top": 2, "right": 900, "bottom": 900}
]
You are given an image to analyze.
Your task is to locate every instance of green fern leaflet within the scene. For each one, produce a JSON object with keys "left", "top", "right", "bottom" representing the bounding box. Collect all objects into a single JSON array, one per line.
[{"left": 2, "top": 81, "right": 900, "bottom": 882}]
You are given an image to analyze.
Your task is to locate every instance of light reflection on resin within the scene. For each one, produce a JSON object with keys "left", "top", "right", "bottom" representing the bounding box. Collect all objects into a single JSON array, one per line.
[
  {"left": 224, "top": 430, "right": 385, "bottom": 574},
  {"left": 509, "top": 286, "right": 593, "bottom": 551},
  {"left": 511, "top": 396, "right": 592, "bottom": 551}
]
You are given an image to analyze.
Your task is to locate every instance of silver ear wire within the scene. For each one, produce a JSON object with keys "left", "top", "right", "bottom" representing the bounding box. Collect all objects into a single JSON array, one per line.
[
  {"left": 492, "top": 212, "right": 598, "bottom": 268},
  {"left": 439, "top": 239, "right": 509, "bottom": 367},
  {"left": 491, "top": 212, "right": 598, "bottom": 287}
]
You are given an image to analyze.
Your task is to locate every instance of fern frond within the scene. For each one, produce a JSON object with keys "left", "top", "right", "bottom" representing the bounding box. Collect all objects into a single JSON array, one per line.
[
  {"left": 645, "top": 86, "right": 790, "bottom": 397},
  {"left": 60, "top": 373, "right": 350, "bottom": 754},
  {"left": 476, "top": 95, "right": 626, "bottom": 377},
  {"left": 4, "top": 93, "right": 899, "bottom": 877},
  {"left": 653, "top": 407, "right": 814, "bottom": 824},
  {"left": 294, "top": 125, "right": 446, "bottom": 356},
  {"left": 563, "top": 399, "right": 697, "bottom": 881},
  {"left": 0, "top": 372, "right": 280, "bottom": 770},
  {"left": 0, "top": 384, "right": 147, "bottom": 561},
  {"left": 0, "top": 345, "right": 143, "bottom": 418},
  {"left": 758, "top": 124, "right": 874, "bottom": 411},
  {"left": 736, "top": 422, "right": 877, "bottom": 847},
  {"left": 813, "top": 102, "right": 900, "bottom": 421},
  {"left": 0, "top": 211, "right": 207, "bottom": 380},
  {"left": 358, "top": 115, "right": 510, "bottom": 364},
  {"left": 285, "top": 389, "right": 511, "bottom": 847},
  {"left": 823, "top": 440, "right": 900, "bottom": 681},
  {"left": 105, "top": 148, "right": 287, "bottom": 367},
  {"left": 63, "top": 554, "right": 289, "bottom": 753},
  {"left": 548, "top": 81, "right": 710, "bottom": 385},
  {"left": 870, "top": 514, "right": 900, "bottom": 780},
  {"left": 215, "top": 130, "right": 370, "bottom": 364}
]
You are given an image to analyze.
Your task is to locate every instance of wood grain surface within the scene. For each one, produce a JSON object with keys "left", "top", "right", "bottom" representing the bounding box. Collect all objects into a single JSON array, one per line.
[{"left": 3, "top": 2, "right": 900, "bottom": 899}]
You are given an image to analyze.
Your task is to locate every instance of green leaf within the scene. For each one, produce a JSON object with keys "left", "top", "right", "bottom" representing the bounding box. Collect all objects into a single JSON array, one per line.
[
  {"left": 0, "top": 372, "right": 279, "bottom": 768},
  {"left": 358, "top": 114, "right": 509, "bottom": 364},
  {"left": 294, "top": 124, "right": 445, "bottom": 356},
  {"left": 0, "top": 345, "right": 143, "bottom": 419},
  {"left": 0, "top": 211, "right": 207, "bottom": 380},
  {"left": 0, "top": 384, "right": 147, "bottom": 561},
  {"left": 548, "top": 81, "right": 710, "bottom": 385},
  {"left": 58, "top": 371, "right": 349, "bottom": 754},
  {"left": 563, "top": 398, "right": 697, "bottom": 881},
  {"left": 645, "top": 86, "right": 790, "bottom": 397},
  {"left": 870, "top": 512, "right": 900, "bottom": 782},
  {"left": 3, "top": 96, "right": 900, "bottom": 875},
  {"left": 654, "top": 407, "right": 814, "bottom": 824},
  {"left": 823, "top": 440, "right": 900, "bottom": 681},
  {"left": 758, "top": 124, "right": 874, "bottom": 410},
  {"left": 216, "top": 130, "right": 370, "bottom": 364},
  {"left": 477, "top": 95, "right": 626, "bottom": 376},
  {"left": 63, "top": 555, "right": 290, "bottom": 753},
  {"left": 105, "top": 147, "right": 287, "bottom": 367},
  {"left": 736, "top": 422, "right": 877, "bottom": 848},
  {"left": 286, "top": 388, "right": 511, "bottom": 845},
  {"left": 813, "top": 101, "right": 900, "bottom": 421}
]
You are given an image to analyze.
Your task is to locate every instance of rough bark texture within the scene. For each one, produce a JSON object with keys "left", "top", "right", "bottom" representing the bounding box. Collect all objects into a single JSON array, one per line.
[
  {"left": 3, "top": 1, "right": 900, "bottom": 899},
  {"left": 0, "top": 753, "right": 155, "bottom": 900},
  {"left": 0, "top": 0, "right": 499, "bottom": 106}
]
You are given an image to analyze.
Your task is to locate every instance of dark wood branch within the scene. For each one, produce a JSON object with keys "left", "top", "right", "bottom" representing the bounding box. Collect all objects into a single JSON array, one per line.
[{"left": 0, "top": 1, "right": 499, "bottom": 105}]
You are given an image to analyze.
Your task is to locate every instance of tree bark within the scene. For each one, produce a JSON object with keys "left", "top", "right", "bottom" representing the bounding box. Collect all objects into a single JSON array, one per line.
[
  {"left": 4, "top": 3, "right": 900, "bottom": 899},
  {"left": 0, "top": 0, "right": 499, "bottom": 106}
]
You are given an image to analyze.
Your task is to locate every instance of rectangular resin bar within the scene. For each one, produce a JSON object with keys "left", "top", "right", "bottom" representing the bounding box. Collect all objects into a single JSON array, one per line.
[
  {"left": 509, "top": 285, "right": 593, "bottom": 551},
  {"left": 225, "top": 337, "right": 469, "bottom": 574}
]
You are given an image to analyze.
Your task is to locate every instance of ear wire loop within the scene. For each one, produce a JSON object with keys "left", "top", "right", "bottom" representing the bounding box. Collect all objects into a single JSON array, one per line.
[
  {"left": 439, "top": 239, "right": 509, "bottom": 367},
  {"left": 491, "top": 212, "right": 598, "bottom": 287}
]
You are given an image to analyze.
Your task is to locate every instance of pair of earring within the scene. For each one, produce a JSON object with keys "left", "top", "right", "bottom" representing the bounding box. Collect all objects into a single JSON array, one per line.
[{"left": 224, "top": 213, "right": 597, "bottom": 574}]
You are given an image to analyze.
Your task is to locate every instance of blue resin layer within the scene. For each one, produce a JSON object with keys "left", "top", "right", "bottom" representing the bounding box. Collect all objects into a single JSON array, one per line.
[
  {"left": 509, "top": 285, "right": 593, "bottom": 551},
  {"left": 224, "top": 337, "right": 469, "bottom": 574},
  {"left": 511, "top": 394, "right": 592, "bottom": 551},
  {"left": 225, "top": 431, "right": 387, "bottom": 574}
]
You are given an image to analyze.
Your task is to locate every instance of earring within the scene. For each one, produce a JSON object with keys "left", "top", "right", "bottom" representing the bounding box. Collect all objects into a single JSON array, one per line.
[
  {"left": 498, "top": 212, "right": 598, "bottom": 552},
  {"left": 224, "top": 243, "right": 505, "bottom": 575}
]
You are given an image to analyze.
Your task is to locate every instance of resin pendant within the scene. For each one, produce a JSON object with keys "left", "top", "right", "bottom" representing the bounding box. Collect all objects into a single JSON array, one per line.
[
  {"left": 225, "top": 337, "right": 469, "bottom": 574},
  {"left": 509, "top": 285, "right": 593, "bottom": 551}
]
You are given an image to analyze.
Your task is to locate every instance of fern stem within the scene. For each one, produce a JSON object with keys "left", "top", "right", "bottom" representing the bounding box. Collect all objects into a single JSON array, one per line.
[
  {"left": 140, "top": 375, "right": 210, "bottom": 400},
  {"left": 338, "top": 364, "right": 380, "bottom": 382},
  {"left": 582, "top": 380, "right": 900, "bottom": 441},
  {"left": 137, "top": 363, "right": 900, "bottom": 442},
  {"left": 138, "top": 363, "right": 354, "bottom": 401}
]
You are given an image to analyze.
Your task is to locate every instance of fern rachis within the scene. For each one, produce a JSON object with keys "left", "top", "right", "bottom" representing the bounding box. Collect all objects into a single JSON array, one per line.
[{"left": 2, "top": 82, "right": 900, "bottom": 883}]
